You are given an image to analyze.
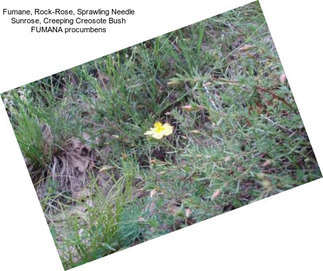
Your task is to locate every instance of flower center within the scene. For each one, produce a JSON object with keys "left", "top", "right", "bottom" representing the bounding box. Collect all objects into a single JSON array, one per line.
[{"left": 154, "top": 122, "right": 165, "bottom": 133}]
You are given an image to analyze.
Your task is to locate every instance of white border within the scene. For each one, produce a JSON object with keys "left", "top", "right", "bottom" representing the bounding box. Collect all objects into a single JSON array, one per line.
[{"left": 0, "top": 1, "right": 322, "bottom": 270}]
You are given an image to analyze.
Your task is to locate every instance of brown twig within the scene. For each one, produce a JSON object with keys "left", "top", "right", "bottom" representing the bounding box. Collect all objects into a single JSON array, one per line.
[{"left": 256, "top": 86, "right": 292, "bottom": 108}]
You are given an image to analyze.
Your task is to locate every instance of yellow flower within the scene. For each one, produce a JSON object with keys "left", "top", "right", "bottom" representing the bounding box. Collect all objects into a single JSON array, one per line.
[{"left": 144, "top": 121, "right": 174, "bottom": 139}]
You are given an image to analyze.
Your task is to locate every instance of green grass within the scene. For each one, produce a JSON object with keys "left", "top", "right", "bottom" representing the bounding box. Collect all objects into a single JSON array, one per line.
[{"left": 1, "top": 2, "right": 321, "bottom": 270}]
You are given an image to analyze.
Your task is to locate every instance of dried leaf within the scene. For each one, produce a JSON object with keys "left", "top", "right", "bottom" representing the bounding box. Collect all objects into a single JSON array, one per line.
[
  {"left": 238, "top": 44, "right": 254, "bottom": 51},
  {"left": 150, "top": 159, "right": 158, "bottom": 164},
  {"left": 185, "top": 208, "right": 192, "bottom": 218},
  {"left": 237, "top": 166, "right": 246, "bottom": 172},
  {"left": 224, "top": 156, "right": 231, "bottom": 162},
  {"left": 211, "top": 189, "right": 221, "bottom": 200},
  {"left": 279, "top": 73, "right": 287, "bottom": 83},
  {"left": 262, "top": 159, "right": 272, "bottom": 167},
  {"left": 99, "top": 165, "right": 113, "bottom": 173},
  {"left": 181, "top": 105, "right": 193, "bottom": 112},
  {"left": 150, "top": 188, "right": 157, "bottom": 198}
]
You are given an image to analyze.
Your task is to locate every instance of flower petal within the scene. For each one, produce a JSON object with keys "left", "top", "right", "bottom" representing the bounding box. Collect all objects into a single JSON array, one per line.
[
  {"left": 162, "top": 123, "right": 173, "bottom": 136},
  {"left": 144, "top": 129, "right": 154, "bottom": 135},
  {"left": 152, "top": 133, "right": 164, "bottom": 139}
]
